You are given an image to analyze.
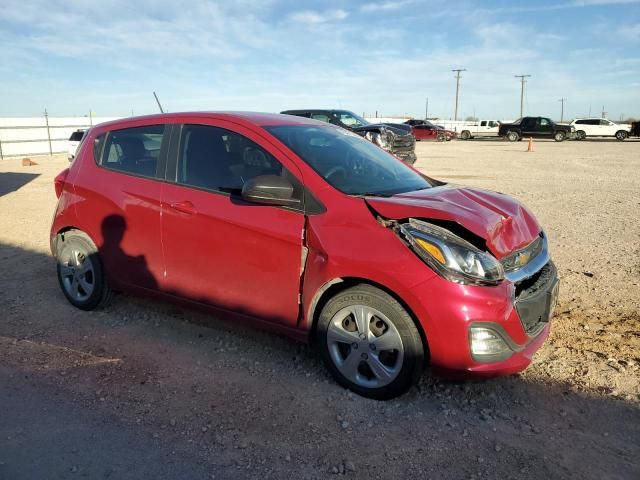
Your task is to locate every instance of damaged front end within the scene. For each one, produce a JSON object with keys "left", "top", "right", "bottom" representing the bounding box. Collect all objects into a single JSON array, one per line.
[
  {"left": 353, "top": 125, "right": 417, "bottom": 165},
  {"left": 391, "top": 216, "right": 558, "bottom": 353}
]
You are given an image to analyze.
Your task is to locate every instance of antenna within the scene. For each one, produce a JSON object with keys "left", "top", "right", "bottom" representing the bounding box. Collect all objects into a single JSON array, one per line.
[{"left": 153, "top": 91, "right": 165, "bottom": 113}]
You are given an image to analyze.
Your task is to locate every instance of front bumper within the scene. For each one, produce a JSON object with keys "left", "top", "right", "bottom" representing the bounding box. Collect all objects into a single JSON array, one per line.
[
  {"left": 394, "top": 150, "right": 417, "bottom": 165},
  {"left": 404, "top": 257, "right": 558, "bottom": 377}
]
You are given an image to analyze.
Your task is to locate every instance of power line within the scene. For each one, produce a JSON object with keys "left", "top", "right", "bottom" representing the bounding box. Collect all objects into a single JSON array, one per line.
[
  {"left": 452, "top": 69, "right": 466, "bottom": 121},
  {"left": 514, "top": 74, "right": 531, "bottom": 118}
]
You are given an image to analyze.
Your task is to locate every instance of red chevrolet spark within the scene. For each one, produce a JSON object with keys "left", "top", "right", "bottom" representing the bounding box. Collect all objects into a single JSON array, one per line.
[{"left": 51, "top": 112, "right": 559, "bottom": 399}]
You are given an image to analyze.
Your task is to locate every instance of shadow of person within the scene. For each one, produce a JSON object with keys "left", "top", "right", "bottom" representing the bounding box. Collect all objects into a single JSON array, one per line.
[{"left": 99, "top": 214, "right": 158, "bottom": 291}]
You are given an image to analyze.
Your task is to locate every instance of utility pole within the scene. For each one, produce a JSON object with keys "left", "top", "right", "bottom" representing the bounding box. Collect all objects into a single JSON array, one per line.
[
  {"left": 452, "top": 69, "right": 466, "bottom": 121},
  {"left": 559, "top": 98, "right": 566, "bottom": 122},
  {"left": 514, "top": 74, "right": 531, "bottom": 118},
  {"left": 425, "top": 97, "right": 429, "bottom": 119},
  {"left": 44, "top": 109, "right": 52, "bottom": 157}
]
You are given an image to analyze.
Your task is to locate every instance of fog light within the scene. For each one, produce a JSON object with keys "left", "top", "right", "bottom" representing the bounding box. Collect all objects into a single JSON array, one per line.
[{"left": 470, "top": 327, "right": 511, "bottom": 359}]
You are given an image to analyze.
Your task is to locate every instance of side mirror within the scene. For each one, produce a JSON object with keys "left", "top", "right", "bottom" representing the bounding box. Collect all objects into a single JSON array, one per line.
[{"left": 241, "top": 175, "right": 301, "bottom": 207}]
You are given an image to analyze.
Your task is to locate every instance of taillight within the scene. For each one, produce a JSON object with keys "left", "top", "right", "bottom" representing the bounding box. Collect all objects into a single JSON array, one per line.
[{"left": 54, "top": 168, "right": 69, "bottom": 198}]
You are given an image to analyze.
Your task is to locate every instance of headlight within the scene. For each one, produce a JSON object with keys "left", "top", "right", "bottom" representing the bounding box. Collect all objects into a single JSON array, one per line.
[{"left": 397, "top": 219, "right": 504, "bottom": 286}]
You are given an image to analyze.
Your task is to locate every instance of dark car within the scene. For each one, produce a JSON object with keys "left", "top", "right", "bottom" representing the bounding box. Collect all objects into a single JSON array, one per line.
[
  {"left": 281, "top": 109, "right": 417, "bottom": 164},
  {"left": 51, "top": 112, "right": 557, "bottom": 399},
  {"left": 498, "top": 117, "right": 574, "bottom": 142}
]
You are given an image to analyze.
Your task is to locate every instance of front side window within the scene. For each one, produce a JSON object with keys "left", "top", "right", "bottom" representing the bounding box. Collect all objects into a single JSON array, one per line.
[
  {"left": 177, "top": 124, "right": 302, "bottom": 200},
  {"left": 540, "top": 118, "right": 550, "bottom": 127},
  {"left": 600, "top": 119, "right": 612, "bottom": 126},
  {"left": 266, "top": 124, "right": 432, "bottom": 197},
  {"left": 333, "top": 111, "right": 369, "bottom": 128},
  {"left": 100, "top": 125, "right": 164, "bottom": 178}
]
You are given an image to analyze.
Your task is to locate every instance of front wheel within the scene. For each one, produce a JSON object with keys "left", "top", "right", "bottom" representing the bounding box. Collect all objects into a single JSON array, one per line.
[
  {"left": 316, "top": 285, "right": 425, "bottom": 400},
  {"left": 55, "top": 230, "right": 112, "bottom": 310},
  {"left": 506, "top": 131, "right": 519, "bottom": 142},
  {"left": 436, "top": 133, "right": 446, "bottom": 142},
  {"left": 554, "top": 131, "right": 566, "bottom": 142},
  {"left": 615, "top": 130, "right": 628, "bottom": 141}
]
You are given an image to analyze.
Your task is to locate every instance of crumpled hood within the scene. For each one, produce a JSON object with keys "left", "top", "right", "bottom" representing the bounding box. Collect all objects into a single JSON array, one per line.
[{"left": 366, "top": 185, "right": 541, "bottom": 259}]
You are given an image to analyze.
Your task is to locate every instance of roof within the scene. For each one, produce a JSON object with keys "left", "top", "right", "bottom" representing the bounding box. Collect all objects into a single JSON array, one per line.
[{"left": 93, "top": 111, "right": 322, "bottom": 130}]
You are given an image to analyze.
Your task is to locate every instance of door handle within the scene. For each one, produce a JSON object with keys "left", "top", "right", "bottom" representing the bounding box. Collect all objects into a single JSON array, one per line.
[{"left": 169, "top": 201, "right": 197, "bottom": 215}]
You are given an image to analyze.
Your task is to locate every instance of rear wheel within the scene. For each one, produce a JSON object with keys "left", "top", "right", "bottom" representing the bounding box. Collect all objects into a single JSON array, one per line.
[
  {"left": 506, "top": 131, "right": 519, "bottom": 142},
  {"left": 554, "top": 131, "right": 566, "bottom": 142},
  {"left": 615, "top": 130, "right": 628, "bottom": 141},
  {"left": 55, "top": 230, "right": 112, "bottom": 310},
  {"left": 576, "top": 130, "right": 586, "bottom": 140},
  {"left": 460, "top": 130, "right": 471, "bottom": 140},
  {"left": 316, "top": 285, "right": 424, "bottom": 400}
]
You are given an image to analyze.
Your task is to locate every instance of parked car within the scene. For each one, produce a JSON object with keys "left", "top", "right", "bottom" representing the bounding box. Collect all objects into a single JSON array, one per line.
[
  {"left": 409, "top": 123, "right": 455, "bottom": 142},
  {"left": 498, "top": 117, "right": 574, "bottom": 142},
  {"left": 570, "top": 118, "right": 630, "bottom": 141},
  {"left": 281, "top": 109, "right": 417, "bottom": 164},
  {"left": 458, "top": 120, "right": 501, "bottom": 140},
  {"left": 403, "top": 119, "right": 455, "bottom": 141},
  {"left": 67, "top": 129, "right": 87, "bottom": 161},
  {"left": 51, "top": 112, "right": 559, "bottom": 399}
]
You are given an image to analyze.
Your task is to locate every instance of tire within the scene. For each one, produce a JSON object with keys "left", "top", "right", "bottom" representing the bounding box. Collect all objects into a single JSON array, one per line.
[
  {"left": 436, "top": 133, "right": 446, "bottom": 142},
  {"left": 316, "top": 284, "right": 425, "bottom": 400},
  {"left": 576, "top": 130, "right": 586, "bottom": 140},
  {"left": 506, "top": 131, "right": 519, "bottom": 142},
  {"left": 554, "top": 131, "right": 566, "bottom": 142},
  {"left": 615, "top": 130, "right": 628, "bottom": 141},
  {"left": 55, "top": 230, "right": 112, "bottom": 310},
  {"left": 460, "top": 130, "right": 471, "bottom": 140}
]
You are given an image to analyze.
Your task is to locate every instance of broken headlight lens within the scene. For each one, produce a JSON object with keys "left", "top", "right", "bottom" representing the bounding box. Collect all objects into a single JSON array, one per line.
[{"left": 397, "top": 219, "right": 504, "bottom": 286}]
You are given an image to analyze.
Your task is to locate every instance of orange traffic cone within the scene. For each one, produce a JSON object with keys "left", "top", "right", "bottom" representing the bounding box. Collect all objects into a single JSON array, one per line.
[{"left": 527, "top": 137, "right": 533, "bottom": 152}]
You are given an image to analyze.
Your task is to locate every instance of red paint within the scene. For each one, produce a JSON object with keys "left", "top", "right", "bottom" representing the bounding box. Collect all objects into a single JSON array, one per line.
[
  {"left": 411, "top": 125, "right": 456, "bottom": 141},
  {"left": 51, "top": 112, "right": 552, "bottom": 378}
]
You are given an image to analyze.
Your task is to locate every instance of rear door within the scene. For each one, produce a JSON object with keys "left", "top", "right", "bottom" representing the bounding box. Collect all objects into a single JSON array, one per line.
[
  {"left": 73, "top": 124, "right": 169, "bottom": 291},
  {"left": 538, "top": 118, "right": 554, "bottom": 138},
  {"left": 160, "top": 120, "right": 306, "bottom": 327}
]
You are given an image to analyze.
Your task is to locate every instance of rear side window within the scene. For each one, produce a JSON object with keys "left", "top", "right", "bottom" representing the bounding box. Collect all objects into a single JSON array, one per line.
[
  {"left": 311, "top": 114, "right": 331, "bottom": 123},
  {"left": 99, "top": 125, "right": 165, "bottom": 178},
  {"left": 480, "top": 121, "right": 487, "bottom": 126},
  {"left": 69, "top": 130, "right": 85, "bottom": 141}
]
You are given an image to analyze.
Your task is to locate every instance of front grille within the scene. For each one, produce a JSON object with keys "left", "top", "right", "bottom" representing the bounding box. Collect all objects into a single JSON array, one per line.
[
  {"left": 514, "top": 262, "right": 558, "bottom": 335},
  {"left": 391, "top": 133, "right": 416, "bottom": 152}
]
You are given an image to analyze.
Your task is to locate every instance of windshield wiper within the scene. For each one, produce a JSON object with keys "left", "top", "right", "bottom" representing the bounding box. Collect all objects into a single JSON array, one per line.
[{"left": 351, "top": 192, "right": 394, "bottom": 198}]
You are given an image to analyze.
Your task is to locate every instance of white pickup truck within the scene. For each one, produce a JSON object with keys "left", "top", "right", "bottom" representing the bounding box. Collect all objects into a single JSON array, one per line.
[{"left": 458, "top": 120, "right": 501, "bottom": 140}]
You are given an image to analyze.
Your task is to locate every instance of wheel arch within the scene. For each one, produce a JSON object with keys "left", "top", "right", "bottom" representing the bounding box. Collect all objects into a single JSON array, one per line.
[
  {"left": 52, "top": 226, "right": 98, "bottom": 257},
  {"left": 306, "top": 277, "right": 430, "bottom": 362}
]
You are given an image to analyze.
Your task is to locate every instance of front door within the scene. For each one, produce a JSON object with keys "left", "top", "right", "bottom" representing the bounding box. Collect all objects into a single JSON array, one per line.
[{"left": 160, "top": 122, "right": 306, "bottom": 327}]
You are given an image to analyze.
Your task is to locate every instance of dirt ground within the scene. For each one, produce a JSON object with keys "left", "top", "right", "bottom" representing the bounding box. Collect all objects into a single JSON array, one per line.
[{"left": 1, "top": 138, "right": 639, "bottom": 480}]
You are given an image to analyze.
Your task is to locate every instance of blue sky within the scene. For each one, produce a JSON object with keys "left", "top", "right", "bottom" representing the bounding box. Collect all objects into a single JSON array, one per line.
[{"left": 1, "top": 0, "right": 639, "bottom": 120}]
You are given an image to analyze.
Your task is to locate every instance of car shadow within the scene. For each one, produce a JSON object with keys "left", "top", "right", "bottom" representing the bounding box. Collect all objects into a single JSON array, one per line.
[
  {"left": 1, "top": 240, "right": 638, "bottom": 479},
  {"left": 0, "top": 172, "right": 40, "bottom": 197}
]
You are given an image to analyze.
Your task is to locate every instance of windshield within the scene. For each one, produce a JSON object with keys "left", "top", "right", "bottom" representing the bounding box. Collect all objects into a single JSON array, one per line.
[
  {"left": 333, "top": 110, "right": 369, "bottom": 128},
  {"left": 266, "top": 125, "right": 432, "bottom": 196}
]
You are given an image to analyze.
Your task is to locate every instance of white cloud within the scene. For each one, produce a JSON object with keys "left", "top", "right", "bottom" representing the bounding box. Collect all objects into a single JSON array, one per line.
[
  {"left": 288, "top": 9, "right": 349, "bottom": 24},
  {"left": 360, "top": 1, "right": 413, "bottom": 12},
  {"left": 619, "top": 23, "right": 640, "bottom": 41}
]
